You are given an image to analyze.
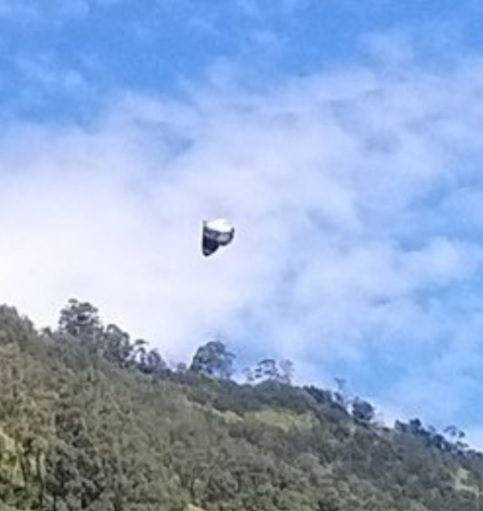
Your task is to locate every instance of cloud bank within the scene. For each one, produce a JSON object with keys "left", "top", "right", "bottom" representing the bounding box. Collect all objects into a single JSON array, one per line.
[{"left": 1, "top": 50, "right": 483, "bottom": 432}]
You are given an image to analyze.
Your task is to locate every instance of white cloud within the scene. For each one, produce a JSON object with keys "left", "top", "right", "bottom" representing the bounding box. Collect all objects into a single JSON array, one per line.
[
  {"left": 14, "top": 54, "right": 93, "bottom": 98},
  {"left": 1, "top": 51, "right": 483, "bottom": 430}
]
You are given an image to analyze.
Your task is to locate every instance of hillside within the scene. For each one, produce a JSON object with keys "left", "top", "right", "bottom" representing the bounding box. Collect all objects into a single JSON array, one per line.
[{"left": 0, "top": 300, "right": 481, "bottom": 510}]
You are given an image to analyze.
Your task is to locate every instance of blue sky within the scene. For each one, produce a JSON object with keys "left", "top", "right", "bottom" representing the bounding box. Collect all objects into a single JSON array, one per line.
[
  {"left": 2, "top": 0, "right": 482, "bottom": 118},
  {"left": 3, "top": 0, "right": 483, "bottom": 446}
]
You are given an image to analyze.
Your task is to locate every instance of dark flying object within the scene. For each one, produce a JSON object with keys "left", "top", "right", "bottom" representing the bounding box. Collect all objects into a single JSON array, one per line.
[{"left": 202, "top": 218, "right": 235, "bottom": 256}]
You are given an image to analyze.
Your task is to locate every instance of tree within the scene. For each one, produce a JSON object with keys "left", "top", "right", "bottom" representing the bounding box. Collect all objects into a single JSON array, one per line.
[
  {"left": 351, "top": 398, "right": 375, "bottom": 425},
  {"left": 444, "top": 425, "right": 465, "bottom": 440},
  {"left": 103, "top": 323, "right": 133, "bottom": 368},
  {"left": 58, "top": 299, "right": 104, "bottom": 352},
  {"left": 244, "top": 358, "right": 295, "bottom": 384},
  {"left": 253, "top": 359, "right": 278, "bottom": 381},
  {"left": 278, "top": 359, "right": 294, "bottom": 384},
  {"left": 190, "top": 341, "right": 235, "bottom": 379},
  {"left": 333, "top": 377, "right": 349, "bottom": 407},
  {"left": 304, "top": 385, "right": 333, "bottom": 405},
  {"left": 408, "top": 418, "right": 424, "bottom": 436},
  {"left": 176, "top": 362, "right": 188, "bottom": 373},
  {"left": 138, "top": 348, "right": 167, "bottom": 374}
]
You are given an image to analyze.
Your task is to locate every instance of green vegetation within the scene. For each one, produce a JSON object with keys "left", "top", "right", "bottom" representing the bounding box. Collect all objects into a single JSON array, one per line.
[{"left": 0, "top": 298, "right": 480, "bottom": 510}]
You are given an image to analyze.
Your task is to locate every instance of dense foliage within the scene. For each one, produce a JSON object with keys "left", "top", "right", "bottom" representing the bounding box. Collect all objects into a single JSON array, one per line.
[{"left": 0, "top": 299, "right": 481, "bottom": 510}]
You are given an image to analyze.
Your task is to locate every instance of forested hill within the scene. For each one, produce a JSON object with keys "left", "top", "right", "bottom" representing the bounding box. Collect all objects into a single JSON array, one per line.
[{"left": 0, "top": 299, "right": 482, "bottom": 511}]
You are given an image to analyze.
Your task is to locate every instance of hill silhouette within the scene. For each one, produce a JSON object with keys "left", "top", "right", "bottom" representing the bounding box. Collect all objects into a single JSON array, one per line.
[{"left": 0, "top": 299, "right": 480, "bottom": 510}]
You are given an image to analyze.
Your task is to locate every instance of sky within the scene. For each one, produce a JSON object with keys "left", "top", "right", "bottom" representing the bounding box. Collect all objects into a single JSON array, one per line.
[{"left": 3, "top": 0, "right": 483, "bottom": 446}]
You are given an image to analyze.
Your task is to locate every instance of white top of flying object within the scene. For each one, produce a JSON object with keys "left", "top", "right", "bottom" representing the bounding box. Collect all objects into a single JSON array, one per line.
[{"left": 202, "top": 218, "right": 235, "bottom": 256}]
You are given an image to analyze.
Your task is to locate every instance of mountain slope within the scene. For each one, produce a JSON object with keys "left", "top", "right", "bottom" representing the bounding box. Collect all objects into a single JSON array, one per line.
[{"left": 0, "top": 303, "right": 480, "bottom": 510}]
